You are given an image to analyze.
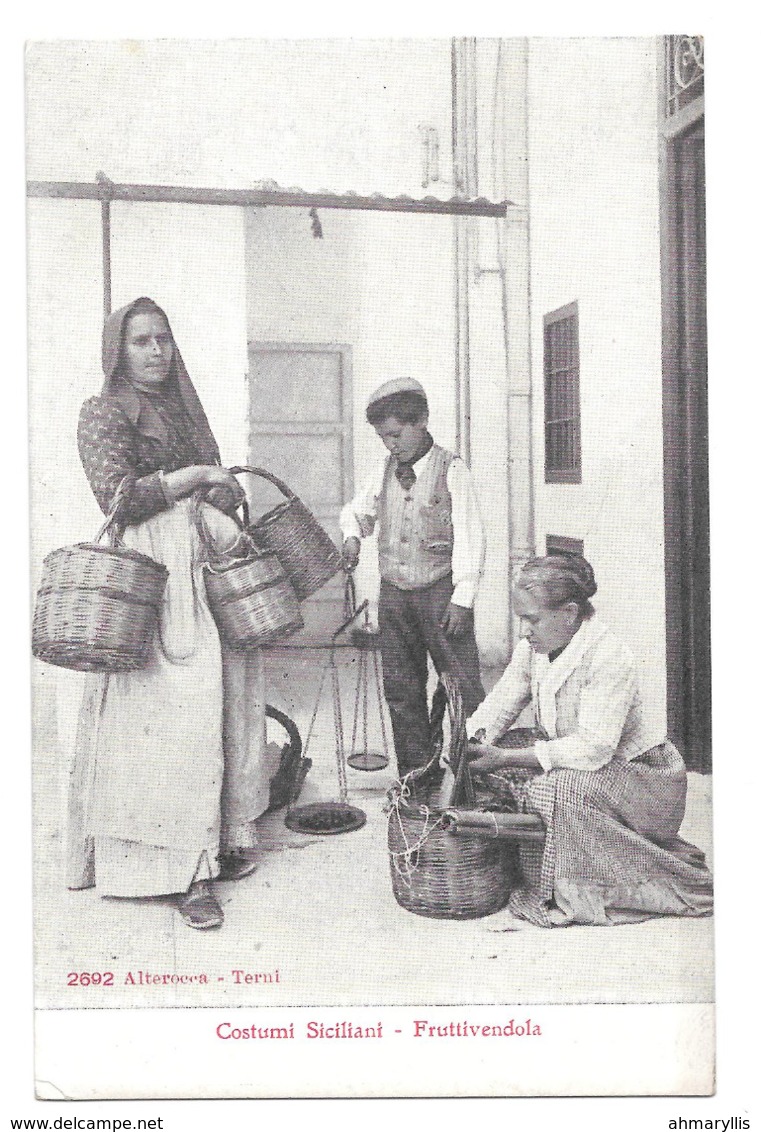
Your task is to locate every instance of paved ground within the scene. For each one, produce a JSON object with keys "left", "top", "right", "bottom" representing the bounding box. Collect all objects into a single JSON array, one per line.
[{"left": 33, "top": 648, "right": 714, "bottom": 1012}]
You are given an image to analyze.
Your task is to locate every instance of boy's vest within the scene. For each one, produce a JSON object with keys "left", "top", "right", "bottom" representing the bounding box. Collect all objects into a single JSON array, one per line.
[{"left": 377, "top": 444, "right": 456, "bottom": 590}]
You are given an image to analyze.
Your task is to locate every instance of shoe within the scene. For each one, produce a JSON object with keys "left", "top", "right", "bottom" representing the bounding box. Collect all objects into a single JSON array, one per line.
[
  {"left": 217, "top": 852, "right": 259, "bottom": 882},
  {"left": 175, "top": 880, "right": 224, "bottom": 929}
]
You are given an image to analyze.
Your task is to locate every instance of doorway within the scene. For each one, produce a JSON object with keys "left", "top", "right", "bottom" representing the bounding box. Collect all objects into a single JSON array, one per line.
[
  {"left": 661, "top": 88, "right": 710, "bottom": 771},
  {"left": 247, "top": 342, "right": 353, "bottom": 644}
]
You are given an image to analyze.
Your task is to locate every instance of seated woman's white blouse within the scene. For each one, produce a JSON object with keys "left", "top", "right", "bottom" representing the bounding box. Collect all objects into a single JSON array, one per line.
[{"left": 467, "top": 616, "right": 664, "bottom": 772}]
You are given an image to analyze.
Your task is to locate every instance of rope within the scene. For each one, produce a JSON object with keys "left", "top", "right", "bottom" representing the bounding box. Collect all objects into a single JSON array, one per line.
[
  {"left": 382, "top": 774, "right": 448, "bottom": 887},
  {"left": 293, "top": 575, "right": 364, "bottom": 811},
  {"left": 371, "top": 645, "right": 391, "bottom": 763},
  {"left": 385, "top": 778, "right": 447, "bottom": 888},
  {"left": 289, "top": 661, "right": 331, "bottom": 815},
  {"left": 349, "top": 644, "right": 364, "bottom": 756},
  {"left": 330, "top": 648, "right": 348, "bottom": 803}
]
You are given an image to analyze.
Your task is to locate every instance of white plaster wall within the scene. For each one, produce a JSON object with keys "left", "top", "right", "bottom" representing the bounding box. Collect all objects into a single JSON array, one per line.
[
  {"left": 25, "top": 39, "right": 453, "bottom": 196},
  {"left": 27, "top": 199, "right": 105, "bottom": 761},
  {"left": 27, "top": 198, "right": 249, "bottom": 760},
  {"left": 26, "top": 38, "right": 518, "bottom": 680},
  {"left": 244, "top": 206, "right": 459, "bottom": 628},
  {"left": 527, "top": 37, "right": 667, "bottom": 733}
]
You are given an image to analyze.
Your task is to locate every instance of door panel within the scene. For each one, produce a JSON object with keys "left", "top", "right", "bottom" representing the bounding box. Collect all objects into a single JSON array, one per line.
[
  {"left": 662, "top": 119, "right": 710, "bottom": 771},
  {"left": 248, "top": 344, "right": 352, "bottom": 646},
  {"left": 249, "top": 432, "right": 346, "bottom": 512},
  {"left": 250, "top": 350, "right": 344, "bottom": 421}
]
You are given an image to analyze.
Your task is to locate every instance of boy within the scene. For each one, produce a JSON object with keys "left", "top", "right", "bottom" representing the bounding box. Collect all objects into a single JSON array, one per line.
[{"left": 341, "top": 378, "right": 486, "bottom": 776}]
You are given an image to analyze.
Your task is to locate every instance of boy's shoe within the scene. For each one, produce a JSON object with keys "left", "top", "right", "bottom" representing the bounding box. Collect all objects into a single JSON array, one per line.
[{"left": 175, "top": 880, "right": 224, "bottom": 929}]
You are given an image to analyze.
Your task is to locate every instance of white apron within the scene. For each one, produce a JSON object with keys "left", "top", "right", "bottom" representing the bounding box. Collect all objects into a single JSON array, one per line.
[{"left": 67, "top": 499, "right": 269, "bottom": 896}]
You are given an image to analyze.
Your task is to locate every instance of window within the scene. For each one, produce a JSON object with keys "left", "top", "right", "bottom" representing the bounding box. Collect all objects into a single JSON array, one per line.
[
  {"left": 664, "top": 36, "right": 704, "bottom": 119},
  {"left": 546, "top": 534, "right": 584, "bottom": 557},
  {"left": 544, "top": 301, "right": 581, "bottom": 483}
]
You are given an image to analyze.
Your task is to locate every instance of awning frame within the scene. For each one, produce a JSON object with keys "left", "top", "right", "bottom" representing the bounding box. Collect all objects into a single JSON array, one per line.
[
  {"left": 26, "top": 179, "right": 511, "bottom": 217},
  {"left": 27, "top": 176, "right": 512, "bottom": 322}
]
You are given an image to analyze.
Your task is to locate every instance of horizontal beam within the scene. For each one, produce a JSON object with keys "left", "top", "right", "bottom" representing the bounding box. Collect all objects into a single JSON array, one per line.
[{"left": 26, "top": 180, "right": 511, "bottom": 218}]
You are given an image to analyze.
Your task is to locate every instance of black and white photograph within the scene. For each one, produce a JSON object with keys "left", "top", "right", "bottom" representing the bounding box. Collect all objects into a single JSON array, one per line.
[{"left": 18, "top": 30, "right": 730, "bottom": 1104}]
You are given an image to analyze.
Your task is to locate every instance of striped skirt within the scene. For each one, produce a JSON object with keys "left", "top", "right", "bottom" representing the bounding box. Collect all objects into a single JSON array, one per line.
[{"left": 479, "top": 742, "right": 713, "bottom": 927}]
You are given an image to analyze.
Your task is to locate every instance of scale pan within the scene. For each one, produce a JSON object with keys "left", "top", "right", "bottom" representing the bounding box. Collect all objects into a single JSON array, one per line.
[
  {"left": 347, "top": 752, "right": 389, "bottom": 772},
  {"left": 284, "top": 802, "right": 367, "bottom": 836}
]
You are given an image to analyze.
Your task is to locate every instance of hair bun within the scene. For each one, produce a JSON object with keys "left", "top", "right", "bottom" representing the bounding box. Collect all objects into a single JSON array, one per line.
[
  {"left": 547, "top": 552, "right": 597, "bottom": 598},
  {"left": 523, "top": 552, "right": 598, "bottom": 607},
  {"left": 572, "top": 556, "right": 597, "bottom": 599}
]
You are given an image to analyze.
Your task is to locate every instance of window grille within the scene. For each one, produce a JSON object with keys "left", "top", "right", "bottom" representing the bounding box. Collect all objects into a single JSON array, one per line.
[
  {"left": 546, "top": 534, "right": 584, "bottom": 557},
  {"left": 544, "top": 302, "right": 581, "bottom": 484},
  {"left": 664, "top": 36, "right": 704, "bottom": 118}
]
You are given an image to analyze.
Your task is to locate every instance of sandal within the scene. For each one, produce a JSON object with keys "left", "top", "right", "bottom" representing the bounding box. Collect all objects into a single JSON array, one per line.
[{"left": 175, "top": 880, "right": 224, "bottom": 929}]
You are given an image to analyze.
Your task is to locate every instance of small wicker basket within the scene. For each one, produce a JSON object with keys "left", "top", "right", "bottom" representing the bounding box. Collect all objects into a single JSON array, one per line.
[
  {"left": 386, "top": 674, "right": 512, "bottom": 920},
  {"left": 197, "top": 496, "right": 303, "bottom": 649},
  {"left": 230, "top": 466, "right": 342, "bottom": 601},
  {"left": 32, "top": 479, "right": 168, "bottom": 673}
]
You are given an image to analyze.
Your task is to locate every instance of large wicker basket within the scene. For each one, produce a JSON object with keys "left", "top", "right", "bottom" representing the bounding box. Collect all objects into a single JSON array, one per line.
[
  {"left": 32, "top": 481, "right": 168, "bottom": 673},
  {"left": 386, "top": 674, "right": 512, "bottom": 920},
  {"left": 230, "top": 466, "right": 342, "bottom": 600},
  {"left": 197, "top": 498, "right": 303, "bottom": 649},
  {"left": 387, "top": 802, "right": 512, "bottom": 919}
]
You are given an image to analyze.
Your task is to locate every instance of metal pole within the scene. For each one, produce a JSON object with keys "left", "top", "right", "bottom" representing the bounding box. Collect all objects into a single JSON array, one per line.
[{"left": 101, "top": 198, "right": 112, "bottom": 319}]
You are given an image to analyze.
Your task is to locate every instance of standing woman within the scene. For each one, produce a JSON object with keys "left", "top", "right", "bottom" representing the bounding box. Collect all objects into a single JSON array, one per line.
[
  {"left": 68, "top": 297, "right": 270, "bottom": 929},
  {"left": 467, "top": 554, "right": 713, "bottom": 928}
]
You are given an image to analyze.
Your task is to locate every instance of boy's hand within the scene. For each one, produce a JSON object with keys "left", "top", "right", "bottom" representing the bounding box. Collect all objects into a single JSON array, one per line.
[
  {"left": 342, "top": 537, "right": 361, "bottom": 571},
  {"left": 440, "top": 602, "right": 472, "bottom": 639}
]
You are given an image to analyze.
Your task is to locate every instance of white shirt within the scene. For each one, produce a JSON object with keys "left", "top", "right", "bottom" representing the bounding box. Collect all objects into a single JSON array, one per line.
[
  {"left": 340, "top": 448, "right": 486, "bottom": 608},
  {"left": 467, "top": 615, "right": 665, "bottom": 772}
]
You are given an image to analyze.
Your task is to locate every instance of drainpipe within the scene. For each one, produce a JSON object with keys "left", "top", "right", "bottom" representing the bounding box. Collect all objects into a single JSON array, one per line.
[
  {"left": 498, "top": 39, "right": 535, "bottom": 650},
  {"left": 451, "top": 37, "right": 478, "bottom": 463}
]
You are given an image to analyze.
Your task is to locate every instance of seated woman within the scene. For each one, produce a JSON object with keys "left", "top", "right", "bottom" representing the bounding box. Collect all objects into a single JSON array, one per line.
[{"left": 466, "top": 554, "right": 713, "bottom": 928}]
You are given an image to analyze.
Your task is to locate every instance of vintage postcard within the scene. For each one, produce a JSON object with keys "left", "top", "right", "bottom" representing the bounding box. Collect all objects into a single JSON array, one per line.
[{"left": 25, "top": 36, "right": 716, "bottom": 1100}]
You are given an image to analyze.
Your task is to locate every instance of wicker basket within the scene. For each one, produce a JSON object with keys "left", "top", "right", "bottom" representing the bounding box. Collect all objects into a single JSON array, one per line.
[
  {"left": 32, "top": 481, "right": 168, "bottom": 673},
  {"left": 197, "top": 499, "right": 303, "bottom": 649},
  {"left": 230, "top": 466, "right": 342, "bottom": 600},
  {"left": 387, "top": 802, "right": 512, "bottom": 919},
  {"left": 386, "top": 673, "right": 512, "bottom": 919}
]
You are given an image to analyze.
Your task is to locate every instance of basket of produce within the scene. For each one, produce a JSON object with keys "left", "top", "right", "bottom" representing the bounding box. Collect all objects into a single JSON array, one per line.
[
  {"left": 386, "top": 674, "right": 514, "bottom": 920},
  {"left": 196, "top": 494, "right": 303, "bottom": 649},
  {"left": 230, "top": 465, "right": 342, "bottom": 601},
  {"left": 32, "top": 476, "right": 169, "bottom": 673}
]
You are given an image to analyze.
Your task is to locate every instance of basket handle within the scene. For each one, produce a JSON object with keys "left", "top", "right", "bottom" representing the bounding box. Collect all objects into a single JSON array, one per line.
[
  {"left": 399, "top": 674, "right": 473, "bottom": 802},
  {"left": 93, "top": 474, "right": 134, "bottom": 547},
  {"left": 432, "top": 673, "right": 474, "bottom": 807},
  {"left": 228, "top": 466, "right": 297, "bottom": 502}
]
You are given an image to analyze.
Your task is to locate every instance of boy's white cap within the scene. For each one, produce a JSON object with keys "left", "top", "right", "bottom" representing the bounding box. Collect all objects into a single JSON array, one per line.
[{"left": 367, "top": 377, "right": 427, "bottom": 409}]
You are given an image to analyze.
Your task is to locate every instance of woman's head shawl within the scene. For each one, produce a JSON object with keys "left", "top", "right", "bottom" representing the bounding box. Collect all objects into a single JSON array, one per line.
[{"left": 100, "top": 297, "right": 220, "bottom": 465}]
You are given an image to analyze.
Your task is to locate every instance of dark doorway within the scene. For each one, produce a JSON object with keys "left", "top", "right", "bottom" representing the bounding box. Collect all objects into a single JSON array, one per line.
[{"left": 661, "top": 92, "right": 710, "bottom": 771}]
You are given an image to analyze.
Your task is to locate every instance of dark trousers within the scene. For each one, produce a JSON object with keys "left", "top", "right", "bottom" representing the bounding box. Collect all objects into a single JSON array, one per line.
[{"left": 378, "top": 574, "right": 485, "bottom": 776}]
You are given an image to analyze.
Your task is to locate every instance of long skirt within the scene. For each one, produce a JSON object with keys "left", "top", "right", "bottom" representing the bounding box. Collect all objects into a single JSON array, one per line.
[
  {"left": 482, "top": 743, "right": 713, "bottom": 927},
  {"left": 66, "top": 499, "right": 275, "bottom": 898}
]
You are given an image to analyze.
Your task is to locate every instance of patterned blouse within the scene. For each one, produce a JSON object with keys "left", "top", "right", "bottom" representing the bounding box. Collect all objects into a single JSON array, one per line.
[{"left": 77, "top": 387, "right": 214, "bottom": 525}]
